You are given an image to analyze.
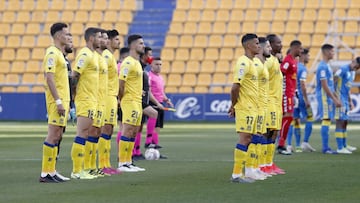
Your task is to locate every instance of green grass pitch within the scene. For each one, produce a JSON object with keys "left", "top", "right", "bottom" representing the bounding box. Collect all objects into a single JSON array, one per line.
[{"left": 0, "top": 122, "right": 360, "bottom": 203}]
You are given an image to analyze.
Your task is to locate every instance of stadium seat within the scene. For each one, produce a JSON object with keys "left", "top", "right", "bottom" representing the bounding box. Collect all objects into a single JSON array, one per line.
[
  {"left": 7, "top": 1, "right": 21, "bottom": 10},
  {"left": 70, "top": 22, "right": 85, "bottom": 35},
  {"left": 215, "top": 60, "right": 231, "bottom": 73},
  {"left": 201, "top": 10, "right": 215, "bottom": 22},
  {"left": 190, "top": 0, "right": 204, "bottom": 10},
  {"left": 61, "top": 11, "right": 75, "bottom": 22},
  {"left": 11, "top": 61, "right": 25, "bottom": 73},
  {"left": 12, "top": 24, "right": 26, "bottom": 35},
  {"left": 306, "top": 0, "right": 320, "bottom": 9},
  {"left": 342, "top": 36, "right": 356, "bottom": 47},
  {"left": 208, "top": 35, "right": 223, "bottom": 48},
  {"left": 46, "top": 11, "right": 60, "bottom": 23},
  {"left": 303, "top": 9, "right": 317, "bottom": 22},
  {"left": 31, "top": 48, "right": 45, "bottom": 60},
  {"left": 26, "top": 61, "right": 41, "bottom": 73},
  {"left": 282, "top": 34, "right": 297, "bottom": 45},
  {"left": 344, "top": 21, "right": 358, "bottom": 33},
  {"left": 123, "top": 0, "right": 137, "bottom": 11},
  {"left": 1, "top": 48, "right": 15, "bottom": 61},
  {"left": 161, "top": 48, "right": 175, "bottom": 61},
  {"left": 244, "top": 9, "right": 259, "bottom": 21},
  {"left": 0, "top": 74, "right": 6, "bottom": 84},
  {"left": 227, "top": 22, "right": 241, "bottom": 34},
  {"left": 248, "top": 0, "right": 262, "bottom": 9},
  {"left": 164, "top": 35, "right": 179, "bottom": 48},
  {"left": 187, "top": 10, "right": 201, "bottom": 22},
  {"left": 256, "top": 21, "right": 271, "bottom": 34},
  {"left": 22, "top": 1, "right": 36, "bottom": 10},
  {"left": 285, "top": 22, "right": 299, "bottom": 34},
  {"left": 36, "top": 73, "right": 44, "bottom": 84},
  {"left": 314, "top": 22, "right": 330, "bottom": 34},
  {"left": 172, "top": 10, "right": 187, "bottom": 22},
  {"left": 277, "top": 0, "right": 292, "bottom": 9},
  {"left": 93, "top": 0, "right": 107, "bottom": 10},
  {"left": 36, "top": 0, "right": 49, "bottom": 11},
  {"left": 17, "top": 85, "right": 31, "bottom": 92},
  {"left": 89, "top": 11, "right": 104, "bottom": 23},
  {"left": 198, "top": 22, "right": 212, "bottom": 34},
  {"left": 5, "top": 73, "right": 20, "bottom": 84},
  {"left": 74, "top": 11, "right": 88, "bottom": 22},
  {"left": 16, "top": 49, "right": 30, "bottom": 61},
  {"left": 335, "top": 0, "right": 349, "bottom": 9},
  {"left": 0, "top": 23, "right": 11, "bottom": 35},
  {"left": 175, "top": 48, "right": 189, "bottom": 61},
  {"left": 200, "top": 61, "right": 215, "bottom": 73},
  {"left": 16, "top": 11, "right": 30, "bottom": 23},
  {"left": 273, "top": 9, "right": 288, "bottom": 21},
  {"left": 298, "top": 34, "right": 311, "bottom": 47},
  {"left": 190, "top": 48, "right": 204, "bottom": 60},
  {"left": 31, "top": 11, "right": 46, "bottom": 23},
  {"left": 193, "top": 35, "right": 208, "bottom": 48},
  {"left": 79, "top": 0, "right": 93, "bottom": 10},
  {"left": 234, "top": 0, "right": 248, "bottom": 9},
  {"left": 230, "top": 9, "right": 244, "bottom": 22},
  {"left": 311, "top": 34, "right": 326, "bottom": 47},
  {"left": 338, "top": 52, "right": 353, "bottom": 60},
  {"left": 2, "top": 86, "right": 16, "bottom": 92},
  {"left": 179, "top": 35, "right": 193, "bottom": 48},
  {"left": 22, "top": 73, "right": 37, "bottom": 84},
  {"left": 178, "top": 86, "right": 193, "bottom": 93},
  {"left": 347, "top": 8, "right": 360, "bottom": 18},
  {"left": 186, "top": 60, "right": 200, "bottom": 74},
  {"left": 0, "top": 36, "right": 4, "bottom": 47},
  {"left": 300, "top": 22, "right": 314, "bottom": 34},
  {"left": 242, "top": 22, "right": 256, "bottom": 33},
  {"left": 176, "top": 0, "right": 190, "bottom": 10},
  {"left": 219, "top": 48, "right": 234, "bottom": 61},
  {"left": 216, "top": 9, "right": 230, "bottom": 22},
  {"left": 262, "top": 0, "right": 277, "bottom": 9},
  {"left": 219, "top": 0, "right": 233, "bottom": 9},
  {"left": 288, "top": 9, "right": 302, "bottom": 21},
  {"left": 211, "top": 86, "right": 224, "bottom": 93},
  {"left": 168, "top": 22, "right": 183, "bottom": 34},
  {"left": 37, "top": 35, "right": 52, "bottom": 48},
  {"left": 234, "top": 48, "right": 244, "bottom": 57},
  {"left": 167, "top": 74, "right": 182, "bottom": 87},
  {"left": 197, "top": 73, "right": 212, "bottom": 86},
  {"left": 103, "top": 11, "right": 118, "bottom": 22},
  {"left": 204, "top": 48, "right": 219, "bottom": 61},
  {"left": 32, "top": 86, "right": 45, "bottom": 93},
  {"left": 165, "top": 86, "right": 178, "bottom": 93},
  {"left": 50, "top": 0, "right": 65, "bottom": 10},
  {"left": 182, "top": 74, "right": 197, "bottom": 87},
  {"left": 64, "top": 0, "right": 79, "bottom": 11},
  {"left": 0, "top": 61, "right": 11, "bottom": 74},
  {"left": 259, "top": 9, "right": 274, "bottom": 22},
  {"left": 212, "top": 74, "right": 228, "bottom": 84},
  {"left": 224, "top": 86, "right": 232, "bottom": 93},
  {"left": 108, "top": 0, "right": 121, "bottom": 10},
  {"left": 212, "top": 22, "right": 226, "bottom": 34},
  {"left": 6, "top": 36, "right": 21, "bottom": 48},
  {"left": 194, "top": 86, "right": 208, "bottom": 93},
  {"left": 204, "top": 0, "right": 219, "bottom": 10},
  {"left": 183, "top": 22, "right": 197, "bottom": 34},
  {"left": 171, "top": 61, "right": 186, "bottom": 74},
  {"left": 2, "top": 11, "right": 16, "bottom": 23},
  {"left": 317, "top": 9, "right": 332, "bottom": 22},
  {"left": 223, "top": 34, "right": 238, "bottom": 48},
  {"left": 119, "top": 11, "right": 133, "bottom": 23}
]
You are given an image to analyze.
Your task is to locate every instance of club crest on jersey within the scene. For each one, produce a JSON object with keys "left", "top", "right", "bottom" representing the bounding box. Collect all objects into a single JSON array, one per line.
[
  {"left": 238, "top": 68, "right": 244, "bottom": 80},
  {"left": 77, "top": 58, "right": 85, "bottom": 67},
  {"left": 320, "top": 70, "right": 326, "bottom": 77},
  {"left": 123, "top": 67, "right": 129, "bottom": 76},
  {"left": 283, "top": 62, "right": 289, "bottom": 70},
  {"left": 47, "top": 58, "right": 54, "bottom": 67}
]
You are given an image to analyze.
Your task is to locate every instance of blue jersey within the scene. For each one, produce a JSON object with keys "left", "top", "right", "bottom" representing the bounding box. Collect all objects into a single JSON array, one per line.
[
  {"left": 316, "top": 60, "right": 335, "bottom": 106},
  {"left": 297, "top": 62, "right": 307, "bottom": 103},
  {"left": 334, "top": 64, "right": 355, "bottom": 106}
]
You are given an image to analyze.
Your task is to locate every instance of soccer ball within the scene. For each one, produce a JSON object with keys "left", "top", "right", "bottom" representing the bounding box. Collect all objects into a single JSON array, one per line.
[{"left": 144, "top": 148, "right": 160, "bottom": 160}]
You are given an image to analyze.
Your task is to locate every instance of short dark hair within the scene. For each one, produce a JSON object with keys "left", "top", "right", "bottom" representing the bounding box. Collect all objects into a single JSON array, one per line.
[
  {"left": 84, "top": 27, "right": 101, "bottom": 41},
  {"left": 266, "top": 34, "right": 277, "bottom": 44},
  {"left": 258, "top": 37, "right": 267, "bottom": 44},
  {"left": 153, "top": 57, "right": 161, "bottom": 61},
  {"left": 107, "top": 29, "right": 119, "bottom": 39},
  {"left": 50, "top": 22, "right": 68, "bottom": 37},
  {"left": 355, "top": 57, "right": 360, "bottom": 65},
  {"left": 321, "top": 44, "right": 334, "bottom": 52},
  {"left": 120, "top": 47, "right": 129, "bottom": 55},
  {"left": 302, "top": 48, "right": 310, "bottom": 55},
  {"left": 290, "top": 40, "right": 302, "bottom": 47},
  {"left": 127, "top": 34, "right": 143, "bottom": 46},
  {"left": 99, "top": 28, "right": 107, "bottom": 34},
  {"left": 145, "top": 46, "right": 152, "bottom": 54},
  {"left": 241, "top": 33, "right": 258, "bottom": 45}
]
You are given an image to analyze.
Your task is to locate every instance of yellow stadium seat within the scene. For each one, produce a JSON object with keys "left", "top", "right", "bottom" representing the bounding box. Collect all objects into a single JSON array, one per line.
[
  {"left": 262, "top": 0, "right": 277, "bottom": 9},
  {"left": 93, "top": 0, "right": 106, "bottom": 10},
  {"left": 0, "top": 36, "right": 4, "bottom": 47},
  {"left": 108, "top": 0, "right": 121, "bottom": 10},
  {"left": 273, "top": 9, "right": 288, "bottom": 21},
  {"left": 205, "top": 48, "right": 219, "bottom": 61},
  {"left": 11, "top": 61, "right": 25, "bottom": 73},
  {"left": 303, "top": 9, "right": 317, "bottom": 21},
  {"left": 212, "top": 22, "right": 226, "bottom": 34},
  {"left": 201, "top": 10, "right": 215, "bottom": 22},
  {"left": 168, "top": 22, "right": 183, "bottom": 34},
  {"left": 186, "top": 61, "right": 200, "bottom": 74},
  {"left": 37, "top": 35, "right": 52, "bottom": 48},
  {"left": 235, "top": 48, "right": 244, "bottom": 57},
  {"left": 183, "top": 22, "right": 197, "bottom": 34},
  {"left": 230, "top": 9, "right": 244, "bottom": 22},
  {"left": 171, "top": 61, "right": 186, "bottom": 74},
  {"left": 190, "top": 0, "right": 204, "bottom": 10},
  {"left": 70, "top": 22, "right": 85, "bottom": 35},
  {"left": 16, "top": 49, "right": 30, "bottom": 61},
  {"left": 21, "top": 1, "right": 35, "bottom": 11},
  {"left": 321, "top": 0, "right": 334, "bottom": 9},
  {"left": 298, "top": 34, "right": 311, "bottom": 47},
  {"left": 114, "top": 23, "right": 128, "bottom": 35},
  {"left": 172, "top": 10, "right": 187, "bottom": 22},
  {"left": 271, "top": 22, "right": 285, "bottom": 34},
  {"left": 300, "top": 22, "right": 314, "bottom": 34},
  {"left": 0, "top": 1, "right": 5, "bottom": 10},
  {"left": 335, "top": 0, "right": 349, "bottom": 9},
  {"left": 46, "top": 11, "right": 60, "bottom": 22},
  {"left": 17, "top": 86, "right": 31, "bottom": 92},
  {"left": 190, "top": 48, "right": 204, "bottom": 60},
  {"left": 2, "top": 86, "right": 17, "bottom": 92},
  {"left": 50, "top": 0, "right": 64, "bottom": 10},
  {"left": 7, "top": 1, "right": 21, "bottom": 10},
  {"left": 1, "top": 48, "right": 15, "bottom": 61},
  {"left": 31, "top": 11, "right": 46, "bottom": 23},
  {"left": 204, "top": 0, "right": 219, "bottom": 10},
  {"left": 0, "top": 61, "right": 11, "bottom": 73},
  {"left": 119, "top": 11, "right": 133, "bottom": 23},
  {"left": 0, "top": 23, "right": 11, "bottom": 35},
  {"left": 179, "top": 35, "right": 193, "bottom": 48},
  {"left": 256, "top": 21, "right": 271, "bottom": 34},
  {"left": 161, "top": 48, "right": 175, "bottom": 61},
  {"left": 200, "top": 61, "right": 215, "bottom": 73},
  {"left": 2, "top": 11, "right": 16, "bottom": 23},
  {"left": 248, "top": 0, "right": 261, "bottom": 9},
  {"left": 5, "top": 73, "right": 20, "bottom": 84},
  {"left": 175, "top": 48, "right": 189, "bottom": 61},
  {"left": 74, "top": 11, "right": 88, "bottom": 22},
  {"left": 123, "top": 0, "right": 137, "bottom": 11},
  {"left": 197, "top": 74, "right": 212, "bottom": 86},
  {"left": 342, "top": 36, "right": 356, "bottom": 47},
  {"left": 220, "top": 0, "right": 233, "bottom": 9},
  {"left": 193, "top": 35, "right": 208, "bottom": 48},
  {"left": 242, "top": 22, "right": 256, "bottom": 33},
  {"left": 285, "top": 22, "right": 299, "bottom": 34},
  {"left": 223, "top": 34, "right": 238, "bottom": 48},
  {"left": 178, "top": 86, "right": 193, "bottom": 93},
  {"left": 234, "top": 0, "right": 248, "bottom": 9},
  {"left": 291, "top": 0, "right": 305, "bottom": 9},
  {"left": 176, "top": 0, "right": 190, "bottom": 10},
  {"left": 64, "top": 0, "right": 79, "bottom": 11},
  {"left": 182, "top": 74, "right": 197, "bottom": 87},
  {"left": 344, "top": 21, "right": 358, "bottom": 33},
  {"left": 36, "top": 0, "right": 49, "bottom": 11},
  {"left": 212, "top": 74, "right": 227, "bottom": 84},
  {"left": 167, "top": 74, "right": 182, "bottom": 87},
  {"left": 317, "top": 9, "right": 332, "bottom": 22},
  {"left": 311, "top": 34, "right": 326, "bottom": 47},
  {"left": 61, "top": 11, "right": 75, "bottom": 22},
  {"left": 31, "top": 48, "right": 45, "bottom": 60},
  {"left": 165, "top": 86, "right": 178, "bottom": 93},
  {"left": 259, "top": 9, "right": 274, "bottom": 22},
  {"left": 194, "top": 86, "right": 208, "bottom": 93},
  {"left": 36, "top": 73, "right": 45, "bottom": 85},
  {"left": 306, "top": 0, "right": 320, "bottom": 9},
  {"left": 89, "top": 11, "right": 104, "bottom": 23},
  {"left": 32, "top": 86, "right": 45, "bottom": 92},
  {"left": 211, "top": 86, "right": 224, "bottom": 93},
  {"left": 12, "top": 24, "right": 26, "bottom": 35},
  {"left": 79, "top": 0, "right": 93, "bottom": 10},
  {"left": 16, "top": 11, "right": 30, "bottom": 23},
  {"left": 338, "top": 52, "right": 353, "bottom": 60},
  {"left": 26, "top": 61, "right": 41, "bottom": 73},
  {"left": 216, "top": 60, "right": 231, "bottom": 73},
  {"left": 6, "top": 36, "right": 21, "bottom": 48},
  {"left": 244, "top": 9, "right": 259, "bottom": 21},
  {"left": 347, "top": 8, "right": 360, "bottom": 18},
  {"left": 0, "top": 74, "right": 5, "bottom": 83},
  {"left": 22, "top": 73, "right": 37, "bottom": 84},
  {"left": 161, "top": 61, "right": 171, "bottom": 74},
  {"left": 99, "top": 22, "right": 114, "bottom": 30},
  {"left": 224, "top": 86, "right": 232, "bottom": 93},
  {"left": 288, "top": 9, "right": 302, "bottom": 21},
  {"left": 282, "top": 34, "right": 296, "bottom": 46},
  {"left": 103, "top": 11, "right": 117, "bottom": 22},
  {"left": 314, "top": 21, "right": 330, "bottom": 34},
  {"left": 164, "top": 35, "right": 179, "bottom": 48},
  {"left": 216, "top": 9, "right": 230, "bottom": 22},
  {"left": 219, "top": 48, "right": 234, "bottom": 61},
  {"left": 208, "top": 35, "right": 223, "bottom": 48},
  {"left": 187, "top": 10, "right": 201, "bottom": 22},
  {"left": 227, "top": 22, "right": 241, "bottom": 34}
]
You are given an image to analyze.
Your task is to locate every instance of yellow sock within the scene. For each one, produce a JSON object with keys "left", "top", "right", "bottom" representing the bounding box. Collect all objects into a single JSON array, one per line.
[
  {"left": 232, "top": 145, "right": 248, "bottom": 176},
  {"left": 259, "top": 142, "right": 267, "bottom": 166},
  {"left": 52, "top": 145, "right": 58, "bottom": 172},
  {"left": 105, "top": 138, "right": 112, "bottom": 168},
  {"left": 118, "top": 139, "right": 130, "bottom": 165},
  {"left": 266, "top": 143, "right": 275, "bottom": 165},
  {"left": 83, "top": 141, "right": 93, "bottom": 170},
  {"left": 90, "top": 142, "right": 98, "bottom": 169},
  {"left": 126, "top": 140, "right": 135, "bottom": 164},
  {"left": 41, "top": 142, "right": 55, "bottom": 174},
  {"left": 254, "top": 143, "right": 262, "bottom": 169},
  {"left": 71, "top": 137, "right": 86, "bottom": 173},
  {"left": 98, "top": 137, "right": 107, "bottom": 169},
  {"left": 245, "top": 143, "right": 256, "bottom": 169}
]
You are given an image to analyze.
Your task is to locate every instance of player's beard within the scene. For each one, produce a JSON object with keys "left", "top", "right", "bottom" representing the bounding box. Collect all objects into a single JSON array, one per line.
[
  {"left": 65, "top": 46, "right": 73, "bottom": 54},
  {"left": 264, "top": 52, "right": 271, "bottom": 58}
]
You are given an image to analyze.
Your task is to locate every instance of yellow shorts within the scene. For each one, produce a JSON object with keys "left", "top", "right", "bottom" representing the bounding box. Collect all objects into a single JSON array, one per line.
[
  {"left": 104, "top": 95, "right": 118, "bottom": 126},
  {"left": 266, "top": 104, "right": 282, "bottom": 130},
  {"left": 75, "top": 100, "right": 97, "bottom": 119},
  {"left": 121, "top": 100, "right": 142, "bottom": 126},
  {"left": 93, "top": 104, "right": 105, "bottom": 128},
  {"left": 47, "top": 102, "right": 70, "bottom": 127},
  {"left": 256, "top": 109, "right": 267, "bottom": 134},
  {"left": 235, "top": 109, "right": 258, "bottom": 134}
]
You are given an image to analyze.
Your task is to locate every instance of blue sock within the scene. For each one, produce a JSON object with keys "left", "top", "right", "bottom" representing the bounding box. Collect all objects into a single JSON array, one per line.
[
  {"left": 294, "top": 127, "right": 301, "bottom": 147},
  {"left": 303, "top": 121, "right": 313, "bottom": 142},
  {"left": 320, "top": 122, "right": 330, "bottom": 151},
  {"left": 287, "top": 124, "right": 294, "bottom": 146},
  {"left": 343, "top": 130, "right": 347, "bottom": 147}
]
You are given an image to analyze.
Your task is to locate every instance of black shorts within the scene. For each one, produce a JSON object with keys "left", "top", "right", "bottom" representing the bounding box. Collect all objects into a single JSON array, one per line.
[
  {"left": 150, "top": 102, "right": 164, "bottom": 128},
  {"left": 117, "top": 107, "right": 122, "bottom": 121}
]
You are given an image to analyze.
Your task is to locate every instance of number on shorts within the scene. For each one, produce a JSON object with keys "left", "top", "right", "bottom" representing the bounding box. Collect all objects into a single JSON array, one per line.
[
  {"left": 246, "top": 116, "right": 254, "bottom": 125},
  {"left": 97, "top": 110, "right": 102, "bottom": 118},
  {"left": 110, "top": 109, "right": 115, "bottom": 117},
  {"left": 270, "top": 112, "right": 276, "bottom": 121},
  {"left": 131, "top": 110, "right": 138, "bottom": 119},
  {"left": 87, "top": 110, "right": 94, "bottom": 118},
  {"left": 257, "top": 115, "right": 263, "bottom": 124}
]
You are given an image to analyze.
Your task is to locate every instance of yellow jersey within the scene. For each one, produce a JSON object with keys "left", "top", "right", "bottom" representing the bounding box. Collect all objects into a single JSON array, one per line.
[
  {"left": 266, "top": 55, "right": 283, "bottom": 104},
  {"left": 43, "top": 45, "right": 70, "bottom": 103},
  {"left": 232, "top": 55, "right": 259, "bottom": 110},
  {"left": 102, "top": 49, "right": 119, "bottom": 96},
  {"left": 96, "top": 51, "right": 108, "bottom": 104},
  {"left": 256, "top": 58, "right": 269, "bottom": 108},
  {"left": 119, "top": 56, "right": 143, "bottom": 103},
  {"left": 73, "top": 47, "right": 99, "bottom": 102}
]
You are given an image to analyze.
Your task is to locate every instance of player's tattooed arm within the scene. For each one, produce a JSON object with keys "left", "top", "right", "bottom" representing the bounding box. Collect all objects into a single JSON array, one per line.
[{"left": 71, "top": 71, "right": 80, "bottom": 99}]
